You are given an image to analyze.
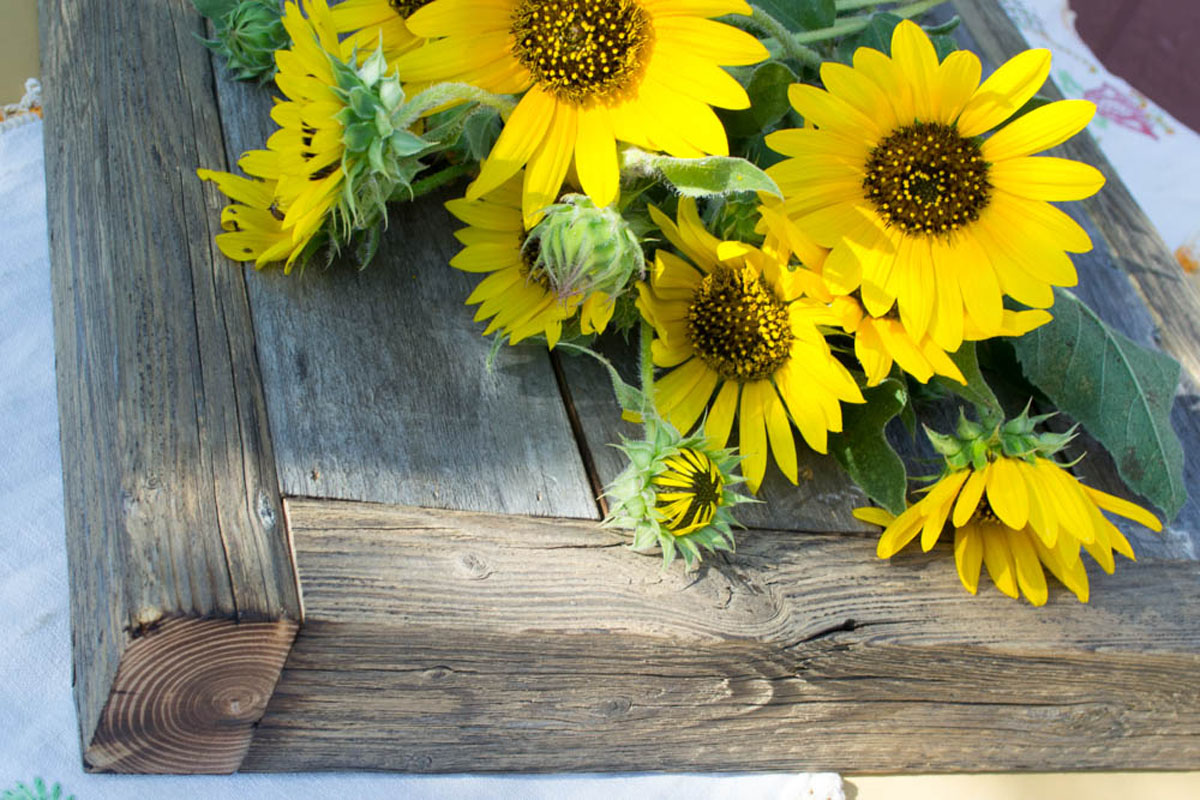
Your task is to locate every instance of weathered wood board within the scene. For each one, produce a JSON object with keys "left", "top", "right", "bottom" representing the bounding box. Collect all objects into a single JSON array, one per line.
[
  {"left": 42, "top": 0, "right": 300, "bottom": 774},
  {"left": 43, "top": 0, "right": 1200, "bottom": 775},
  {"left": 243, "top": 500, "right": 1200, "bottom": 773}
]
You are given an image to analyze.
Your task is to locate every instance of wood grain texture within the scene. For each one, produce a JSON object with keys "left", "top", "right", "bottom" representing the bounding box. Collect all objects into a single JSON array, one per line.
[
  {"left": 242, "top": 499, "right": 1200, "bottom": 773},
  {"left": 945, "top": 1, "right": 1200, "bottom": 557},
  {"left": 42, "top": 0, "right": 300, "bottom": 770},
  {"left": 209, "top": 69, "right": 598, "bottom": 519},
  {"left": 86, "top": 617, "right": 298, "bottom": 774}
]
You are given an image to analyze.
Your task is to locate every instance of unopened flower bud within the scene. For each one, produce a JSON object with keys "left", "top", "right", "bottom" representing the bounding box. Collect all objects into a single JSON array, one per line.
[{"left": 523, "top": 195, "right": 645, "bottom": 304}]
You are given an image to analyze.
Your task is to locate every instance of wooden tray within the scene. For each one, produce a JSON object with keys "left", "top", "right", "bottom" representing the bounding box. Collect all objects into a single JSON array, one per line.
[{"left": 42, "top": 0, "right": 1200, "bottom": 774}]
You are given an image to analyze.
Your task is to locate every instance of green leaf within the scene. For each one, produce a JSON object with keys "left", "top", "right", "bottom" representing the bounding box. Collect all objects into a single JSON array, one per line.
[
  {"left": 720, "top": 62, "right": 798, "bottom": 139},
  {"left": 796, "top": 0, "right": 837, "bottom": 30},
  {"left": 929, "top": 33, "right": 958, "bottom": 60},
  {"left": 1010, "top": 288, "right": 1187, "bottom": 519},
  {"left": 751, "top": 0, "right": 834, "bottom": 32},
  {"left": 829, "top": 378, "right": 909, "bottom": 515},
  {"left": 191, "top": 0, "right": 239, "bottom": 20},
  {"left": 935, "top": 342, "right": 1003, "bottom": 423},
  {"left": 625, "top": 151, "right": 782, "bottom": 198}
]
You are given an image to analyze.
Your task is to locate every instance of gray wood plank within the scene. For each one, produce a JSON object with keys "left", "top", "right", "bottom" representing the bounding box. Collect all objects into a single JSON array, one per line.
[
  {"left": 42, "top": 0, "right": 301, "bottom": 772},
  {"left": 210, "top": 62, "right": 598, "bottom": 519},
  {"left": 243, "top": 499, "right": 1200, "bottom": 773}
]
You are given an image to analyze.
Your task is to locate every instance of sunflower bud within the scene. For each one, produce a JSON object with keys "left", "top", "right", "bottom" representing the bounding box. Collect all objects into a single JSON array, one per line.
[
  {"left": 927, "top": 406, "right": 1078, "bottom": 473},
  {"left": 196, "top": 0, "right": 288, "bottom": 83},
  {"left": 523, "top": 195, "right": 645, "bottom": 306},
  {"left": 603, "top": 420, "right": 751, "bottom": 569}
]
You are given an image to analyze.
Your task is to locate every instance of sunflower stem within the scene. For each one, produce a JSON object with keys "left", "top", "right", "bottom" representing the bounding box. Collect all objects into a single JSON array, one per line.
[
  {"left": 639, "top": 317, "right": 656, "bottom": 435},
  {"left": 792, "top": 0, "right": 947, "bottom": 44},
  {"left": 406, "top": 162, "right": 474, "bottom": 199},
  {"left": 747, "top": 5, "right": 822, "bottom": 69}
]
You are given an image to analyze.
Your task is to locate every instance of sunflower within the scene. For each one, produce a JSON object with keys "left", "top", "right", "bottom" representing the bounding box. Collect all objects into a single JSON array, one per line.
[
  {"left": 331, "top": 0, "right": 431, "bottom": 64},
  {"left": 445, "top": 173, "right": 615, "bottom": 347},
  {"left": 199, "top": 0, "right": 347, "bottom": 270},
  {"left": 856, "top": 455, "right": 1161, "bottom": 605},
  {"left": 637, "top": 198, "right": 864, "bottom": 494},
  {"left": 766, "top": 20, "right": 1103, "bottom": 352},
  {"left": 395, "top": 0, "right": 767, "bottom": 225}
]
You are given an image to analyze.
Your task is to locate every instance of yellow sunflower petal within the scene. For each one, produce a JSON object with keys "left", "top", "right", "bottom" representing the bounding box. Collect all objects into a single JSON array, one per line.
[
  {"left": 957, "top": 48, "right": 1051, "bottom": 137},
  {"left": 854, "top": 506, "right": 896, "bottom": 527},
  {"left": 982, "top": 99, "right": 1097, "bottom": 162},
  {"left": 522, "top": 100, "right": 578, "bottom": 225},
  {"left": 954, "top": 524, "right": 985, "bottom": 594},
  {"left": 889, "top": 20, "right": 939, "bottom": 122},
  {"left": 1006, "top": 528, "right": 1048, "bottom": 606},
  {"left": 764, "top": 387, "right": 798, "bottom": 484},
  {"left": 933, "top": 49, "right": 982, "bottom": 123},
  {"left": 921, "top": 469, "right": 971, "bottom": 551},
  {"left": 989, "top": 156, "right": 1106, "bottom": 202},
  {"left": 574, "top": 105, "right": 619, "bottom": 208},
  {"left": 468, "top": 87, "right": 555, "bottom": 202},
  {"left": 986, "top": 456, "right": 1030, "bottom": 530},
  {"left": 877, "top": 502, "right": 926, "bottom": 559},
  {"left": 739, "top": 380, "right": 770, "bottom": 493},
  {"left": 952, "top": 463, "right": 989, "bottom": 527},
  {"left": 1080, "top": 485, "right": 1163, "bottom": 532},
  {"left": 981, "top": 525, "right": 1019, "bottom": 598},
  {"left": 705, "top": 379, "right": 739, "bottom": 447}
]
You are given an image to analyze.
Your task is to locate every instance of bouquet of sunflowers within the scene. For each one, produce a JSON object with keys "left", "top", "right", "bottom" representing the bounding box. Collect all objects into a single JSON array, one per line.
[{"left": 195, "top": 0, "right": 1185, "bottom": 606}]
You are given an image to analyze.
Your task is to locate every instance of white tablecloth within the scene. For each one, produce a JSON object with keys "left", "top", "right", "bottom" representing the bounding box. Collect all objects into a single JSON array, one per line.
[{"left": 0, "top": 112, "right": 843, "bottom": 800}]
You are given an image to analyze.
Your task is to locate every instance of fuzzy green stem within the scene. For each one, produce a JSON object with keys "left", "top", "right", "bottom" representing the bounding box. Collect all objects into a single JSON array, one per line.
[
  {"left": 748, "top": 5, "right": 822, "bottom": 69},
  {"left": 793, "top": 0, "right": 946, "bottom": 44},
  {"left": 392, "top": 82, "right": 516, "bottom": 130},
  {"left": 406, "top": 162, "right": 474, "bottom": 200},
  {"left": 640, "top": 317, "right": 656, "bottom": 435}
]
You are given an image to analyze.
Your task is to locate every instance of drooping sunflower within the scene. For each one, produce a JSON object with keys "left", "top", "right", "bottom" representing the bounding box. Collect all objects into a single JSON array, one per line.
[
  {"left": 395, "top": 0, "right": 768, "bottom": 224},
  {"left": 331, "top": 0, "right": 431, "bottom": 64},
  {"left": 637, "top": 198, "right": 864, "bottom": 494},
  {"left": 198, "top": 149, "right": 302, "bottom": 265},
  {"left": 766, "top": 19, "right": 1103, "bottom": 352},
  {"left": 199, "top": 0, "right": 348, "bottom": 270},
  {"left": 445, "top": 172, "right": 615, "bottom": 347},
  {"left": 856, "top": 455, "right": 1161, "bottom": 605}
]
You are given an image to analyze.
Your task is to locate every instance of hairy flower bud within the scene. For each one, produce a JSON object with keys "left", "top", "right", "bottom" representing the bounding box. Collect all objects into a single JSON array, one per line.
[
  {"left": 523, "top": 195, "right": 645, "bottom": 305},
  {"left": 196, "top": 0, "right": 289, "bottom": 83}
]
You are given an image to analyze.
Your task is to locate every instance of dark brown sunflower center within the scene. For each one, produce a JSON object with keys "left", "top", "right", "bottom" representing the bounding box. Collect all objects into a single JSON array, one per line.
[
  {"left": 863, "top": 122, "right": 991, "bottom": 236},
  {"left": 687, "top": 266, "right": 793, "bottom": 382},
  {"left": 510, "top": 0, "right": 653, "bottom": 103},
  {"left": 973, "top": 492, "right": 1001, "bottom": 524},
  {"left": 519, "top": 234, "right": 553, "bottom": 291},
  {"left": 388, "top": 0, "right": 432, "bottom": 18}
]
